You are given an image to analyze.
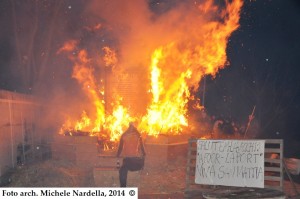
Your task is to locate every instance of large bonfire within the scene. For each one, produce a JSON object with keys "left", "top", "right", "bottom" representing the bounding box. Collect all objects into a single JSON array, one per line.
[{"left": 57, "top": 0, "right": 243, "bottom": 142}]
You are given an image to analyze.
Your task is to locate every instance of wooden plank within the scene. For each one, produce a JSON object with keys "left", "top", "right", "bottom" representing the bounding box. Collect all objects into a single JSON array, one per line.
[
  {"left": 265, "top": 148, "right": 282, "bottom": 153},
  {"left": 265, "top": 167, "right": 282, "bottom": 172},
  {"left": 265, "top": 176, "right": 282, "bottom": 181},
  {"left": 265, "top": 158, "right": 282, "bottom": 164},
  {"left": 265, "top": 139, "right": 283, "bottom": 144}
]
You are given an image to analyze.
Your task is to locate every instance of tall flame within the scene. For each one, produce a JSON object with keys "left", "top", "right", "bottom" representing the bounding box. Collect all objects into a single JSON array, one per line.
[
  {"left": 72, "top": 49, "right": 106, "bottom": 134},
  {"left": 139, "top": 46, "right": 191, "bottom": 136}
]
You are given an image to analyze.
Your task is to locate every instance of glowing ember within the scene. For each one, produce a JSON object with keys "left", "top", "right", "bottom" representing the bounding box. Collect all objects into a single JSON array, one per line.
[{"left": 58, "top": 0, "right": 243, "bottom": 142}]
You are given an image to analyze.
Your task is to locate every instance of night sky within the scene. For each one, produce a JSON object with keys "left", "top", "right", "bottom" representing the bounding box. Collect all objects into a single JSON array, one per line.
[
  {"left": 203, "top": 0, "right": 300, "bottom": 156},
  {"left": 0, "top": 0, "right": 300, "bottom": 156}
]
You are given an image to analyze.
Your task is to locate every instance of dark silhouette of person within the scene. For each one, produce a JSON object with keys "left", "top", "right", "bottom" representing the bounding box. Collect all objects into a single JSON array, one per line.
[{"left": 116, "top": 122, "right": 146, "bottom": 187}]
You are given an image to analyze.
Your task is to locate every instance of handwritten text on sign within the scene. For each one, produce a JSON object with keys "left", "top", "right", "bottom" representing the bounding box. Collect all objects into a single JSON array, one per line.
[{"left": 195, "top": 140, "right": 265, "bottom": 188}]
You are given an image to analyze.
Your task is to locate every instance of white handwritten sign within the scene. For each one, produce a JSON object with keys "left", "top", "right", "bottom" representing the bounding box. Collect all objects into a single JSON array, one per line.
[{"left": 195, "top": 140, "right": 265, "bottom": 188}]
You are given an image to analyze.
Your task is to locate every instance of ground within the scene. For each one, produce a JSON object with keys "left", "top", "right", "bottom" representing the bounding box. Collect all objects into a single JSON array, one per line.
[
  {"left": 7, "top": 158, "right": 186, "bottom": 198},
  {"left": 6, "top": 158, "right": 300, "bottom": 198}
]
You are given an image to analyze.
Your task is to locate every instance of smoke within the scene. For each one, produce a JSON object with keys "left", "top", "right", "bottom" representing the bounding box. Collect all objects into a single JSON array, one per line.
[{"left": 84, "top": 0, "right": 209, "bottom": 70}]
